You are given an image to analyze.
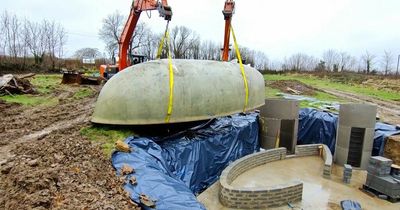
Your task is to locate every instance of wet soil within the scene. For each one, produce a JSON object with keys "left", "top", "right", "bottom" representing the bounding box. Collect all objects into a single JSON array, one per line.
[
  {"left": 268, "top": 80, "right": 317, "bottom": 96},
  {"left": 0, "top": 83, "right": 136, "bottom": 209}
]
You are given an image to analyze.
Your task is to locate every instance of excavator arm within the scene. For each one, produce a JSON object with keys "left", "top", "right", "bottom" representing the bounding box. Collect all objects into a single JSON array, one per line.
[
  {"left": 119, "top": 0, "right": 172, "bottom": 70},
  {"left": 221, "top": 0, "right": 235, "bottom": 61}
]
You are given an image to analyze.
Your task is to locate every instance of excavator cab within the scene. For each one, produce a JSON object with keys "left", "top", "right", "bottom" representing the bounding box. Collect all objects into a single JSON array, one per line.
[{"left": 99, "top": 54, "right": 147, "bottom": 80}]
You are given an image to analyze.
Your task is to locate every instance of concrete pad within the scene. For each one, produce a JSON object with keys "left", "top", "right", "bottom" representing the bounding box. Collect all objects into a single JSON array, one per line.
[{"left": 198, "top": 156, "right": 398, "bottom": 209}]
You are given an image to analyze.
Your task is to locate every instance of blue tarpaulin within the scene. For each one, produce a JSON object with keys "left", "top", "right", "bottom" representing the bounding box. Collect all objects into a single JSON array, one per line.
[
  {"left": 111, "top": 113, "right": 260, "bottom": 210},
  {"left": 297, "top": 108, "right": 400, "bottom": 155}
]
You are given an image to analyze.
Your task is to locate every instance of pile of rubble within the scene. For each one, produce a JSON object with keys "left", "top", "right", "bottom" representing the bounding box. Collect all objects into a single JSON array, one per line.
[{"left": 0, "top": 74, "right": 36, "bottom": 95}]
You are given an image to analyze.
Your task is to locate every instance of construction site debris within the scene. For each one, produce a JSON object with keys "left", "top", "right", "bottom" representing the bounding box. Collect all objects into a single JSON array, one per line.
[
  {"left": 61, "top": 71, "right": 102, "bottom": 85},
  {"left": 120, "top": 164, "right": 134, "bottom": 175},
  {"left": 384, "top": 135, "right": 400, "bottom": 165},
  {"left": 0, "top": 74, "right": 36, "bottom": 95},
  {"left": 115, "top": 140, "right": 131, "bottom": 153},
  {"left": 139, "top": 194, "right": 156, "bottom": 208},
  {"left": 129, "top": 176, "right": 137, "bottom": 185},
  {"left": 269, "top": 79, "right": 317, "bottom": 96},
  {"left": 0, "top": 127, "right": 137, "bottom": 209}
]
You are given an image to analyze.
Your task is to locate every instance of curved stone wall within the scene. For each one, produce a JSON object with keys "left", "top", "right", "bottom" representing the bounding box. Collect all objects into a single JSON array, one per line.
[{"left": 219, "top": 144, "right": 333, "bottom": 208}]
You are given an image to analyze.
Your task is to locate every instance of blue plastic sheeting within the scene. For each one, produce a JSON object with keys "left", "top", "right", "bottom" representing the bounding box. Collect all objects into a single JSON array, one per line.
[
  {"left": 298, "top": 108, "right": 338, "bottom": 153},
  {"left": 374, "top": 122, "right": 400, "bottom": 156},
  {"left": 340, "top": 200, "right": 362, "bottom": 210},
  {"left": 111, "top": 113, "right": 260, "bottom": 210},
  {"left": 297, "top": 108, "right": 400, "bottom": 156}
]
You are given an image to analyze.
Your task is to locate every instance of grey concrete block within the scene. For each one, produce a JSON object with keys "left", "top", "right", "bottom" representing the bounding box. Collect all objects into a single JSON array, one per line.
[
  {"left": 338, "top": 104, "right": 377, "bottom": 128},
  {"left": 259, "top": 99, "right": 299, "bottom": 119}
]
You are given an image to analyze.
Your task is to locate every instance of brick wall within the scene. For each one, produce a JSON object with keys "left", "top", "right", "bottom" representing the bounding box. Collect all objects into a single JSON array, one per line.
[
  {"left": 295, "top": 144, "right": 332, "bottom": 178},
  {"left": 219, "top": 144, "right": 333, "bottom": 208},
  {"left": 219, "top": 148, "right": 302, "bottom": 208}
]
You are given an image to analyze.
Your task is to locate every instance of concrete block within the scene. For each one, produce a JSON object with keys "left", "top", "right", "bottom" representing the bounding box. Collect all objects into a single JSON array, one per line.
[
  {"left": 259, "top": 99, "right": 299, "bottom": 119},
  {"left": 338, "top": 104, "right": 377, "bottom": 128}
]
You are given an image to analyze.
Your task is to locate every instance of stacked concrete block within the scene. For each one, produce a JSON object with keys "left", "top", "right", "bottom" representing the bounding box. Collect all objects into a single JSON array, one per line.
[
  {"left": 335, "top": 104, "right": 377, "bottom": 169},
  {"left": 367, "top": 156, "right": 392, "bottom": 176},
  {"left": 364, "top": 156, "right": 400, "bottom": 200},
  {"left": 343, "top": 164, "right": 352, "bottom": 184},
  {"left": 259, "top": 99, "right": 299, "bottom": 153}
]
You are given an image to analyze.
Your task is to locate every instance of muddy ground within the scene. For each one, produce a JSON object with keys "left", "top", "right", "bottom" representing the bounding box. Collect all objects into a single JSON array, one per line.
[
  {"left": 0, "top": 81, "right": 137, "bottom": 209},
  {"left": 268, "top": 80, "right": 317, "bottom": 96}
]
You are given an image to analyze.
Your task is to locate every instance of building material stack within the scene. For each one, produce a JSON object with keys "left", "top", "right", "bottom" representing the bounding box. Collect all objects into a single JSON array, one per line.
[
  {"left": 364, "top": 156, "right": 400, "bottom": 202},
  {"left": 343, "top": 164, "right": 352, "bottom": 184},
  {"left": 367, "top": 156, "right": 392, "bottom": 176}
]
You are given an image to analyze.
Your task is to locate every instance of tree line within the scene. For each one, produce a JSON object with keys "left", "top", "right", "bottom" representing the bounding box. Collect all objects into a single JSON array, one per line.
[
  {"left": 280, "top": 49, "right": 399, "bottom": 75},
  {"left": 97, "top": 11, "right": 398, "bottom": 75},
  {"left": 0, "top": 10, "right": 67, "bottom": 71},
  {"left": 97, "top": 11, "right": 269, "bottom": 70},
  {"left": 1, "top": 9, "right": 398, "bottom": 76}
]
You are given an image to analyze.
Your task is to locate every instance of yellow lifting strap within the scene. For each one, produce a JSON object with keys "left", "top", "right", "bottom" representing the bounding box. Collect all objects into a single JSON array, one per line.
[
  {"left": 165, "top": 30, "right": 174, "bottom": 123},
  {"left": 230, "top": 25, "right": 249, "bottom": 112},
  {"left": 156, "top": 22, "right": 174, "bottom": 123}
]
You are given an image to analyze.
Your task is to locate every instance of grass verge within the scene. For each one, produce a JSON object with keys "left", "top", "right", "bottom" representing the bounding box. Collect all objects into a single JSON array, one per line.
[
  {"left": 80, "top": 126, "right": 135, "bottom": 156},
  {"left": 264, "top": 74, "right": 400, "bottom": 101},
  {"left": 0, "top": 94, "right": 58, "bottom": 106},
  {"left": 30, "top": 74, "right": 62, "bottom": 94},
  {"left": 73, "top": 88, "right": 95, "bottom": 99}
]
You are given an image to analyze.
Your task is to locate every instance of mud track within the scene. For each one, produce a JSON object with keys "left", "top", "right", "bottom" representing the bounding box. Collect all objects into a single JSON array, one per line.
[
  {"left": 0, "top": 85, "right": 136, "bottom": 209},
  {"left": 322, "top": 89, "right": 400, "bottom": 125}
]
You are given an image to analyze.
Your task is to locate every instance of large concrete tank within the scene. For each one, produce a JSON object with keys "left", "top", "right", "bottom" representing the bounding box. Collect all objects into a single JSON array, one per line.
[
  {"left": 335, "top": 103, "right": 377, "bottom": 169},
  {"left": 92, "top": 59, "right": 265, "bottom": 125}
]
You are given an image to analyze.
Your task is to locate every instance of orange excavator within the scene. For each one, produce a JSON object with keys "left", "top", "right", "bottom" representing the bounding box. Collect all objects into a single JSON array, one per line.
[
  {"left": 222, "top": 0, "right": 235, "bottom": 61},
  {"left": 100, "top": 0, "right": 172, "bottom": 79},
  {"left": 99, "top": 0, "right": 236, "bottom": 79}
]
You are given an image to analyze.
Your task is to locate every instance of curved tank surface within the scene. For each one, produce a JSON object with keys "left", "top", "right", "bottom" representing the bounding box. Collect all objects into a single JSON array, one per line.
[{"left": 92, "top": 59, "right": 265, "bottom": 125}]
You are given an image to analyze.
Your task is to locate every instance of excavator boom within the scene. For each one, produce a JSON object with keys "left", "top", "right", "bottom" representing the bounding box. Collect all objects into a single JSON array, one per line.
[
  {"left": 222, "top": 0, "right": 235, "bottom": 61},
  {"left": 119, "top": 0, "right": 172, "bottom": 70}
]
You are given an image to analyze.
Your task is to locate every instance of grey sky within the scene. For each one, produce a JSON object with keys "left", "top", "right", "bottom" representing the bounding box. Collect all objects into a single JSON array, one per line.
[{"left": 3, "top": 0, "right": 400, "bottom": 61}]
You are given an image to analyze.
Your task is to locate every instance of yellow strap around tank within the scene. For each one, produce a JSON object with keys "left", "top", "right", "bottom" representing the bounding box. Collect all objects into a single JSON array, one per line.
[
  {"left": 155, "top": 23, "right": 174, "bottom": 123},
  {"left": 165, "top": 30, "right": 174, "bottom": 123},
  {"left": 230, "top": 25, "right": 249, "bottom": 112}
]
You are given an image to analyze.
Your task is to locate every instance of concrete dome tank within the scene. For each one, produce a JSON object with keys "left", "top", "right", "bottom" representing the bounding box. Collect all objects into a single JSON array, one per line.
[{"left": 91, "top": 59, "right": 265, "bottom": 125}]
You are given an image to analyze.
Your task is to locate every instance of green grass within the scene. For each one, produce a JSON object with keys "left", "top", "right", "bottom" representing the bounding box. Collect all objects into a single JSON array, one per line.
[
  {"left": 73, "top": 88, "right": 94, "bottom": 99},
  {"left": 265, "top": 86, "right": 281, "bottom": 98},
  {"left": 80, "top": 126, "right": 135, "bottom": 156},
  {"left": 30, "top": 74, "right": 62, "bottom": 94},
  {"left": 0, "top": 94, "right": 58, "bottom": 106},
  {"left": 264, "top": 74, "right": 400, "bottom": 101}
]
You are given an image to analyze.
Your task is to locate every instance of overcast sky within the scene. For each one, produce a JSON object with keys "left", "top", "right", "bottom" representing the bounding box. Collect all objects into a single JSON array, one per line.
[{"left": 3, "top": 0, "right": 400, "bottom": 61}]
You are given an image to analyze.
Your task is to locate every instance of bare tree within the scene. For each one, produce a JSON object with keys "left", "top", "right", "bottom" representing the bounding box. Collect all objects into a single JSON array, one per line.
[
  {"left": 199, "top": 40, "right": 220, "bottom": 60},
  {"left": 283, "top": 53, "right": 317, "bottom": 71},
  {"left": 338, "top": 51, "right": 352, "bottom": 71},
  {"left": 361, "top": 51, "right": 376, "bottom": 74},
  {"left": 253, "top": 51, "right": 269, "bottom": 70},
  {"left": 1, "top": 11, "right": 21, "bottom": 60},
  {"left": 24, "top": 20, "right": 45, "bottom": 64},
  {"left": 99, "top": 11, "right": 125, "bottom": 59},
  {"left": 73, "top": 48, "right": 101, "bottom": 59},
  {"left": 322, "top": 49, "right": 340, "bottom": 72},
  {"left": 381, "top": 50, "right": 393, "bottom": 75},
  {"left": 170, "top": 26, "right": 199, "bottom": 59}
]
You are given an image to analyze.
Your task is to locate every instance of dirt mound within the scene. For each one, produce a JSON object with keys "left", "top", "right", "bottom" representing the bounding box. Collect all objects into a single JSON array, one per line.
[
  {"left": 269, "top": 80, "right": 317, "bottom": 96},
  {"left": 0, "top": 127, "right": 137, "bottom": 210}
]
